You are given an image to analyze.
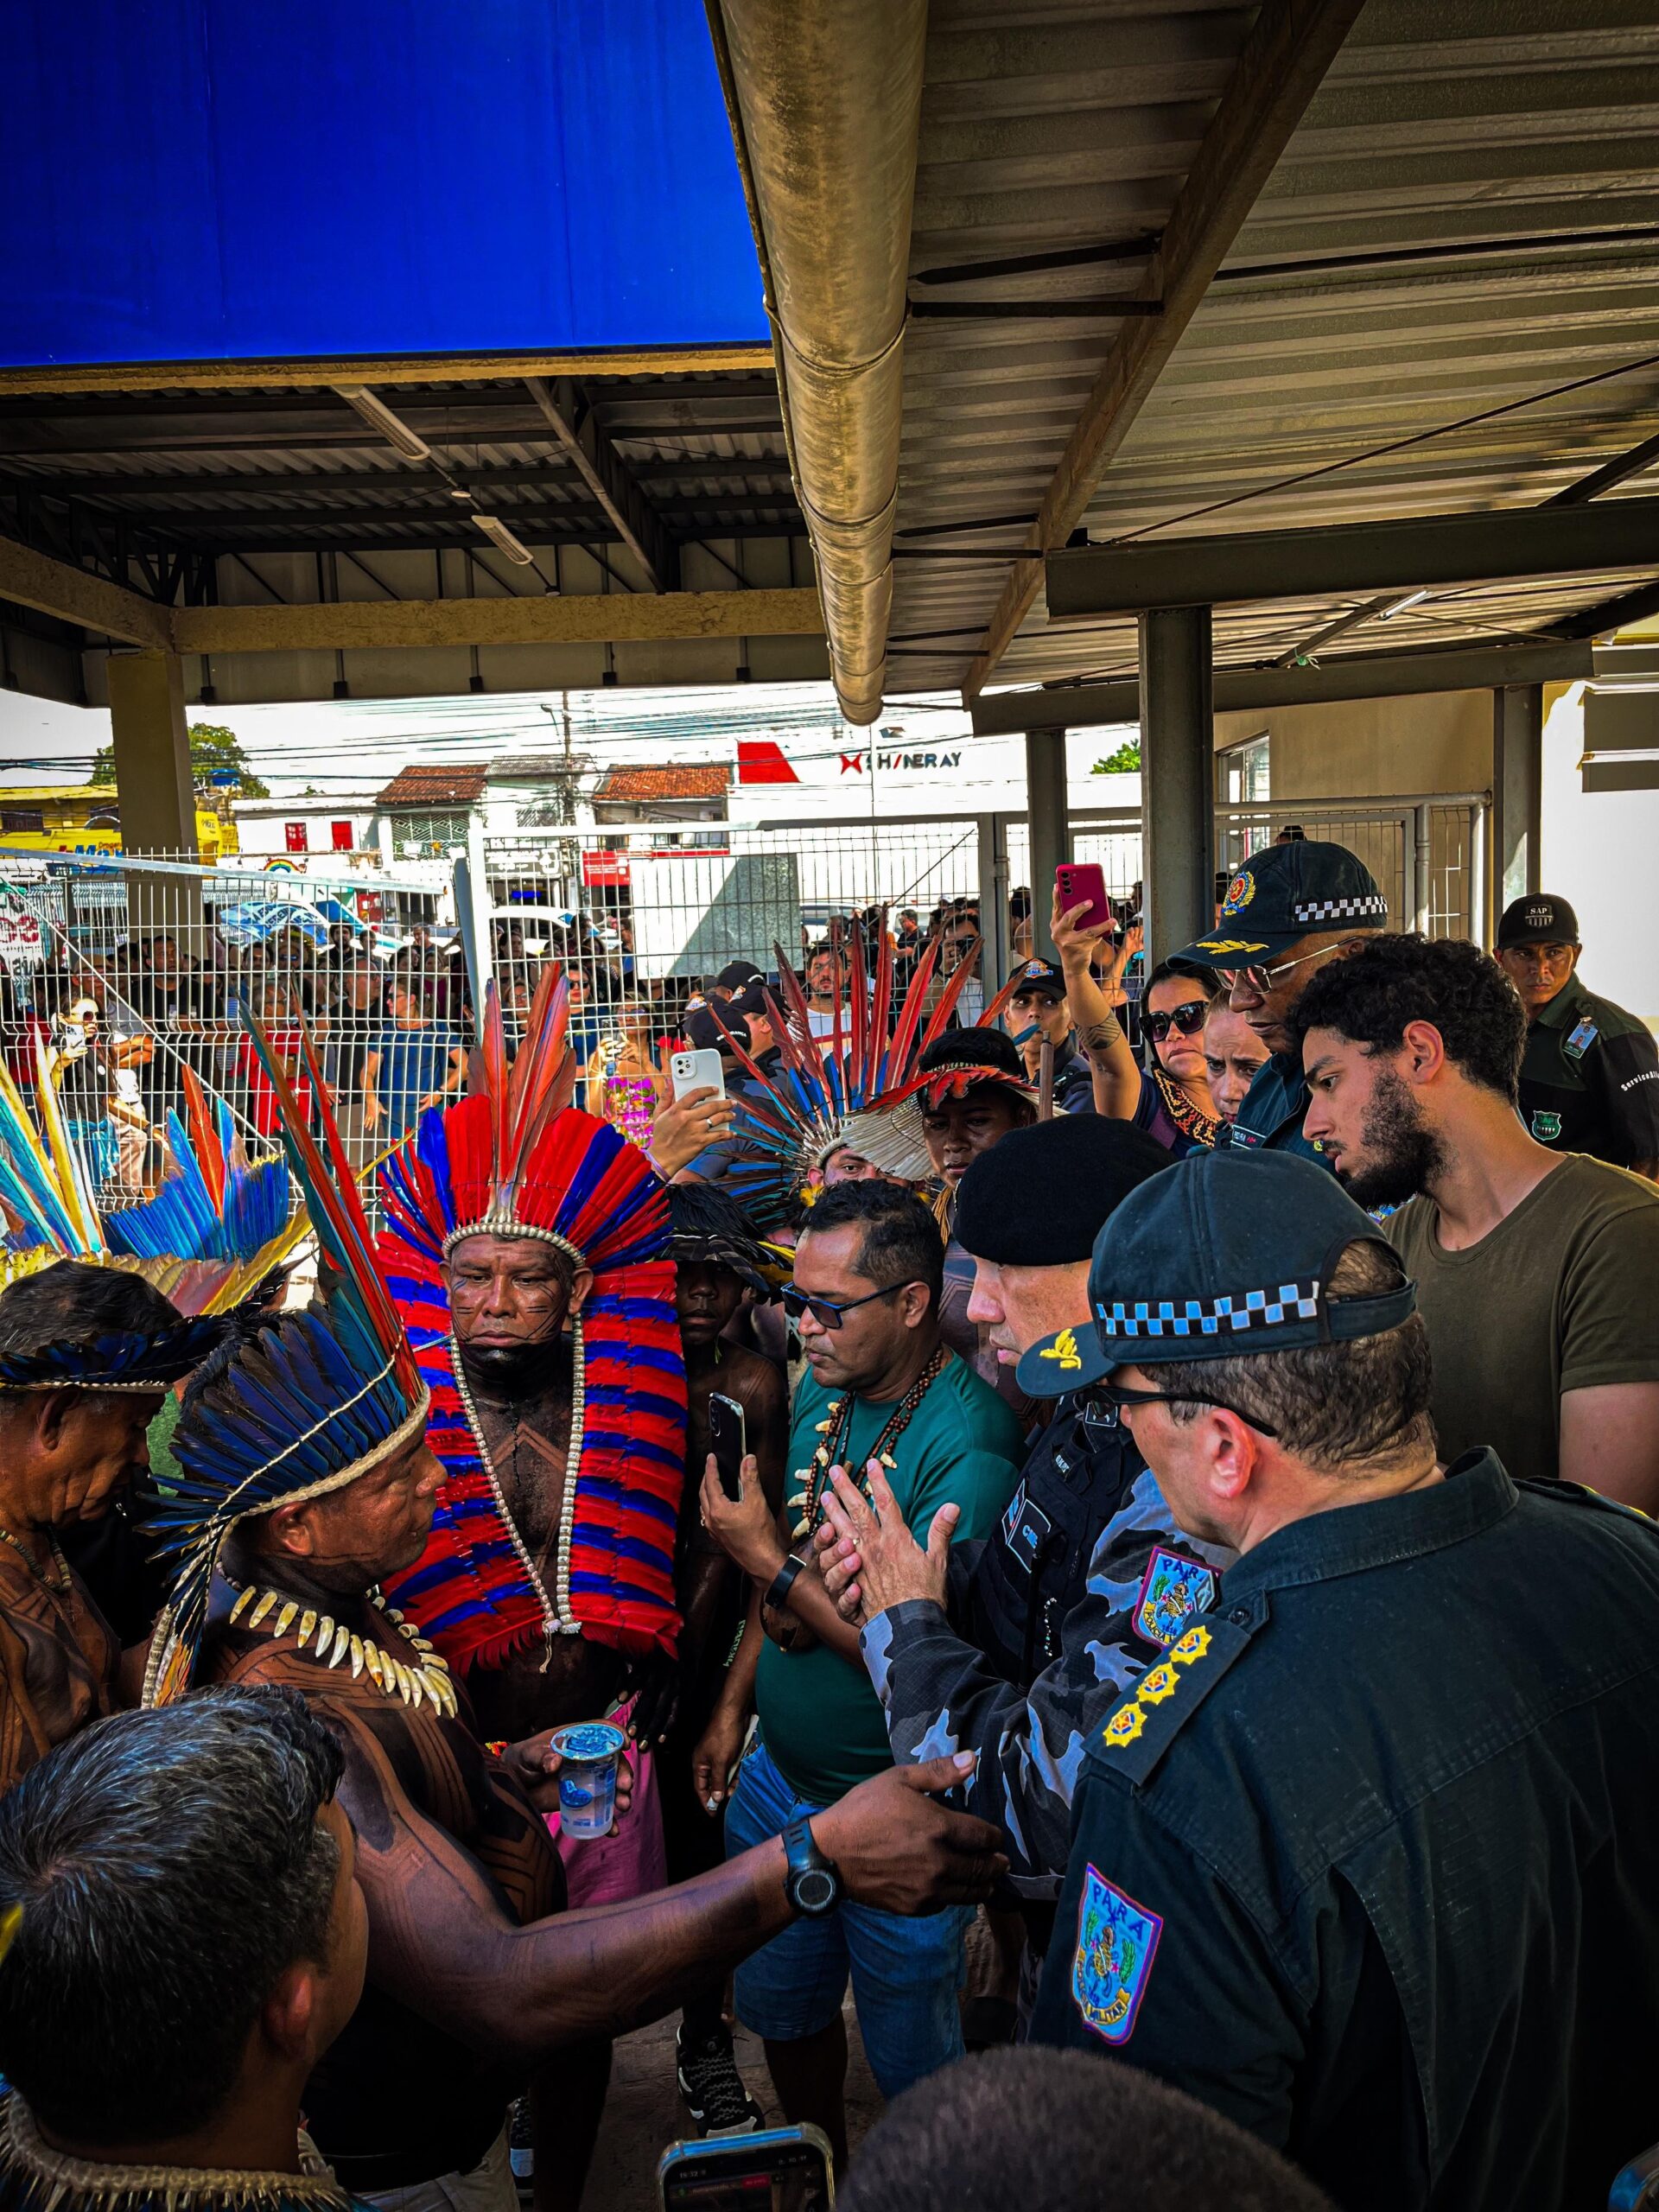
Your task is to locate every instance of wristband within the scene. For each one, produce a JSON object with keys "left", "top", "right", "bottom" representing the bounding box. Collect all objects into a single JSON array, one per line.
[{"left": 765, "top": 1554, "right": 807, "bottom": 1612}]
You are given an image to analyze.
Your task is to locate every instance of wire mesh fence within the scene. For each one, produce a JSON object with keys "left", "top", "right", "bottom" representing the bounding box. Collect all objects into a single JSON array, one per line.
[{"left": 0, "top": 791, "right": 1488, "bottom": 1221}]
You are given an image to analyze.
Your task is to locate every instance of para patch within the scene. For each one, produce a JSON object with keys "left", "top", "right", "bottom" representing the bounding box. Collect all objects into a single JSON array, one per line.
[
  {"left": 1135, "top": 1547, "right": 1218, "bottom": 1648},
  {"left": 1071, "top": 1864, "right": 1162, "bottom": 2044}
]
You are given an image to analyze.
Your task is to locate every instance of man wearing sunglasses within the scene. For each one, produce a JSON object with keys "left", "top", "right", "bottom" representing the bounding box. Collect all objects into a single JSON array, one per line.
[
  {"left": 1167, "top": 839, "right": 1388, "bottom": 1160},
  {"left": 1020, "top": 1148, "right": 1659, "bottom": 2212},
  {"left": 698, "top": 1179, "right": 1024, "bottom": 2167}
]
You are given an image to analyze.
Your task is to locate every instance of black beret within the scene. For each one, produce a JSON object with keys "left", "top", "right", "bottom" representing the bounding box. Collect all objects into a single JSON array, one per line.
[{"left": 954, "top": 1115, "right": 1173, "bottom": 1266}]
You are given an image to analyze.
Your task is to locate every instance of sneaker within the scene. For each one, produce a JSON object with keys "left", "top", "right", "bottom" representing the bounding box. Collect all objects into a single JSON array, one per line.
[
  {"left": 509, "top": 2095, "right": 534, "bottom": 2194},
  {"left": 676, "top": 2024, "right": 766, "bottom": 2137}
]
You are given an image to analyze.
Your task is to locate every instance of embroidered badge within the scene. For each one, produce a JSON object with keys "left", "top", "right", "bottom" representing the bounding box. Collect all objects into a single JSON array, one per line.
[
  {"left": 1135, "top": 1547, "right": 1218, "bottom": 1647},
  {"left": 1193, "top": 938, "right": 1269, "bottom": 957},
  {"left": 1071, "top": 1865, "right": 1163, "bottom": 2045},
  {"left": 1039, "top": 1327, "right": 1082, "bottom": 1371},
  {"left": 1530, "top": 1109, "right": 1563, "bottom": 1142},
  {"left": 1170, "top": 1624, "right": 1211, "bottom": 1664},
  {"left": 1221, "top": 870, "right": 1255, "bottom": 914},
  {"left": 1102, "top": 1701, "right": 1146, "bottom": 1745},
  {"left": 1001, "top": 1481, "right": 1027, "bottom": 1545},
  {"left": 1564, "top": 1017, "right": 1598, "bottom": 1063},
  {"left": 1136, "top": 1662, "right": 1179, "bottom": 1705}
]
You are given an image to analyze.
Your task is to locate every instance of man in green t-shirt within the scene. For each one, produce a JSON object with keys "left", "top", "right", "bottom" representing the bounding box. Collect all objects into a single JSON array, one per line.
[
  {"left": 1295, "top": 933, "right": 1659, "bottom": 1507},
  {"left": 701, "top": 1179, "right": 1022, "bottom": 2165}
]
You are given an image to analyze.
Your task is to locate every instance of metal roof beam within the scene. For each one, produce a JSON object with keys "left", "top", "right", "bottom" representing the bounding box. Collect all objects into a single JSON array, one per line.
[
  {"left": 0, "top": 532, "right": 173, "bottom": 646},
  {"left": 168, "top": 585, "right": 821, "bottom": 655},
  {"left": 1046, "top": 499, "right": 1659, "bottom": 620},
  {"left": 969, "top": 638, "right": 1594, "bottom": 735},
  {"left": 958, "top": 0, "right": 1366, "bottom": 701},
  {"left": 523, "top": 375, "right": 679, "bottom": 593}
]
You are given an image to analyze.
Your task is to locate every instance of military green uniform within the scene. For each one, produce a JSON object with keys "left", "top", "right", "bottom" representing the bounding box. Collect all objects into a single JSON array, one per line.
[
  {"left": 1519, "top": 971, "right": 1659, "bottom": 1168},
  {"left": 1031, "top": 1454, "right": 1659, "bottom": 2211}
]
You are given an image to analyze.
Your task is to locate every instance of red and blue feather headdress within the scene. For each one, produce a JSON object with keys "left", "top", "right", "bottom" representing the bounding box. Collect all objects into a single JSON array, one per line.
[{"left": 377, "top": 969, "right": 687, "bottom": 1671}]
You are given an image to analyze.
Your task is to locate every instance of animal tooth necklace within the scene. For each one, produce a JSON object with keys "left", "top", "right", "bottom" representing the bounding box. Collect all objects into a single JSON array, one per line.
[
  {"left": 225, "top": 1580, "right": 458, "bottom": 1716},
  {"left": 787, "top": 1347, "right": 950, "bottom": 1539}
]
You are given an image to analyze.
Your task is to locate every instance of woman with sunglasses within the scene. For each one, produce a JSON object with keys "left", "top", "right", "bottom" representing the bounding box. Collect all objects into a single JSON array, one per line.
[{"left": 1052, "top": 890, "right": 1222, "bottom": 1155}]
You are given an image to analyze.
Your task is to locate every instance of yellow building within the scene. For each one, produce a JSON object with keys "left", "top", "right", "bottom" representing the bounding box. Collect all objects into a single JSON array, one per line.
[{"left": 0, "top": 786, "right": 238, "bottom": 862}]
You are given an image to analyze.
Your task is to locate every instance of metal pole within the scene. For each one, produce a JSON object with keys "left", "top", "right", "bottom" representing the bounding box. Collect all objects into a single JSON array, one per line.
[
  {"left": 1492, "top": 684, "right": 1543, "bottom": 908},
  {"left": 1470, "top": 797, "right": 1489, "bottom": 948},
  {"left": 1023, "top": 734, "right": 1070, "bottom": 957},
  {"left": 976, "top": 811, "right": 1011, "bottom": 995},
  {"left": 1139, "top": 606, "right": 1216, "bottom": 969},
  {"left": 1413, "top": 802, "right": 1433, "bottom": 934}
]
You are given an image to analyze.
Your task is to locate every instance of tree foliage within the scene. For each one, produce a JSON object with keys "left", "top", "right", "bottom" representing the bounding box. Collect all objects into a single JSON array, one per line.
[
  {"left": 90, "top": 721, "right": 269, "bottom": 798},
  {"left": 1092, "top": 738, "right": 1141, "bottom": 775}
]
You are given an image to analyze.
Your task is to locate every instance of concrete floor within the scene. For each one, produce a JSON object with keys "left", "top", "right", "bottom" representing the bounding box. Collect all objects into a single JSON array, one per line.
[{"left": 584, "top": 2002, "right": 882, "bottom": 2212}]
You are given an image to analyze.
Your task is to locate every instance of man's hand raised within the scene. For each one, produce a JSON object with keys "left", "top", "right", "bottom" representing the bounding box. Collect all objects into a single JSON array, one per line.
[
  {"left": 810, "top": 1753, "right": 1006, "bottom": 1914},
  {"left": 816, "top": 1459, "right": 957, "bottom": 1623}
]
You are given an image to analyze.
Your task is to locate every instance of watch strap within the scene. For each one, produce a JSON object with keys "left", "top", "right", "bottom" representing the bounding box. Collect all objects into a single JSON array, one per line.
[{"left": 765, "top": 1552, "right": 807, "bottom": 1612}]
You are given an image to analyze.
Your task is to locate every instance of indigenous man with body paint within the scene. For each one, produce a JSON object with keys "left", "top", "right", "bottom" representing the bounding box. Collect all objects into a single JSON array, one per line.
[{"left": 142, "top": 1004, "right": 1006, "bottom": 2212}]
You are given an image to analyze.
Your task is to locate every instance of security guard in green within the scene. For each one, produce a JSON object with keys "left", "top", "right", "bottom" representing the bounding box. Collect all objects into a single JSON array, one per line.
[
  {"left": 1496, "top": 892, "right": 1659, "bottom": 1180},
  {"left": 1030, "top": 1148, "right": 1659, "bottom": 2212}
]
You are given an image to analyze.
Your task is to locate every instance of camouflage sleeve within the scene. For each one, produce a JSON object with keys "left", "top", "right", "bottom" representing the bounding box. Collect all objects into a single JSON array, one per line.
[{"left": 858, "top": 1470, "right": 1224, "bottom": 1891}]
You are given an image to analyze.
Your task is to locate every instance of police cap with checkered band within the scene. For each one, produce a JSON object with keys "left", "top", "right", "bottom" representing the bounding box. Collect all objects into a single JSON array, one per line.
[
  {"left": 1169, "top": 838, "right": 1389, "bottom": 973},
  {"left": 1017, "top": 1147, "right": 1417, "bottom": 1395}
]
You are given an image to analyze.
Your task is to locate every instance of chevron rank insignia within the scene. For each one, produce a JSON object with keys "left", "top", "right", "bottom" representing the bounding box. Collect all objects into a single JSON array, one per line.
[
  {"left": 1071, "top": 1864, "right": 1162, "bottom": 2045},
  {"left": 1135, "top": 1547, "right": 1217, "bottom": 1649}
]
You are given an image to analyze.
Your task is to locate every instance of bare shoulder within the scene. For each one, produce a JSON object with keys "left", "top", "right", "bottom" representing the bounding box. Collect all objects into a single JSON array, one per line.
[{"left": 718, "top": 1340, "right": 787, "bottom": 1414}]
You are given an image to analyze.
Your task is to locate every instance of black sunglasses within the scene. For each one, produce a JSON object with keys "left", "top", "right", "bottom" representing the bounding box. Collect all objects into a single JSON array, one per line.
[
  {"left": 1145, "top": 1001, "right": 1210, "bottom": 1044},
  {"left": 781, "top": 1281, "right": 916, "bottom": 1331},
  {"left": 1097, "top": 1374, "right": 1279, "bottom": 1438}
]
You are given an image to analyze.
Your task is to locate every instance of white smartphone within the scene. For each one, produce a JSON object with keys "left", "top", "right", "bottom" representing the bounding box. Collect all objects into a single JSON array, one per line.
[{"left": 671, "top": 1046, "right": 726, "bottom": 1102}]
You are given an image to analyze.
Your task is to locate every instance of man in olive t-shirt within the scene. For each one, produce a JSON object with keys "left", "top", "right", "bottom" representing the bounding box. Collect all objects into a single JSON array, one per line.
[
  {"left": 1297, "top": 934, "right": 1659, "bottom": 1505},
  {"left": 700, "top": 1180, "right": 1021, "bottom": 2164}
]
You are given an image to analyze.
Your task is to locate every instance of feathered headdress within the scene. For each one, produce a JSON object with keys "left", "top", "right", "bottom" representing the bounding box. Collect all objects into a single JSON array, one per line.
[
  {"left": 667, "top": 1182, "right": 780, "bottom": 1298},
  {"left": 0, "top": 1052, "right": 299, "bottom": 1318},
  {"left": 709, "top": 914, "right": 1024, "bottom": 1222},
  {"left": 142, "top": 1017, "right": 429, "bottom": 1707},
  {"left": 377, "top": 969, "right": 688, "bottom": 1671}
]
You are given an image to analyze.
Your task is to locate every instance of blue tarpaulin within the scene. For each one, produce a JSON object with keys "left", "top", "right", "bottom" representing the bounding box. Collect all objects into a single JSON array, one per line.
[{"left": 3, "top": 0, "right": 764, "bottom": 368}]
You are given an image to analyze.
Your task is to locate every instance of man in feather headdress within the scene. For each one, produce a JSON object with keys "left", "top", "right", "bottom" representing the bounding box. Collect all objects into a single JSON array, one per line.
[{"left": 143, "top": 1000, "right": 1007, "bottom": 2212}]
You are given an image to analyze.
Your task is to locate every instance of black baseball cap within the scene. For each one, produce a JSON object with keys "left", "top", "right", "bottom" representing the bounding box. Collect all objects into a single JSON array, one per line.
[
  {"left": 1171, "top": 841, "right": 1388, "bottom": 971},
  {"left": 683, "top": 1004, "right": 739, "bottom": 1056},
  {"left": 1497, "top": 893, "right": 1580, "bottom": 949},
  {"left": 956, "top": 1116, "right": 1171, "bottom": 1268},
  {"left": 714, "top": 959, "right": 764, "bottom": 991},
  {"left": 1018, "top": 1149, "right": 1416, "bottom": 1397},
  {"left": 1008, "top": 958, "right": 1068, "bottom": 1001}
]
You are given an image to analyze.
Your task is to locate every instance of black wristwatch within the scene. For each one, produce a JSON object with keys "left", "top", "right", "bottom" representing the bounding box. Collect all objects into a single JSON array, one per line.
[
  {"left": 782, "top": 1816, "right": 842, "bottom": 1916},
  {"left": 765, "top": 1553, "right": 807, "bottom": 1613}
]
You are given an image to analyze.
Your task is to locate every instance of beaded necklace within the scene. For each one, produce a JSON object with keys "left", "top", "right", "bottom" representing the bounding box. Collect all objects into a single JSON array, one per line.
[
  {"left": 0, "top": 2095, "right": 354, "bottom": 2212},
  {"left": 1148, "top": 1064, "right": 1223, "bottom": 1150},
  {"left": 225, "top": 1580, "right": 458, "bottom": 1716},
  {"left": 786, "top": 1346, "right": 951, "bottom": 1540},
  {"left": 0, "top": 1521, "right": 72, "bottom": 1592}
]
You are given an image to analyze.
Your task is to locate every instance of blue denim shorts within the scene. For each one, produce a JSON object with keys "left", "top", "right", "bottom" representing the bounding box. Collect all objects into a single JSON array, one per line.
[{"left": 724, "top": 1738, "right": 969, "bottom": 2100}]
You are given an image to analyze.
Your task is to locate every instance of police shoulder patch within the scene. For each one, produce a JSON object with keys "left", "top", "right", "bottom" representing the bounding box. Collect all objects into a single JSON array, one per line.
[
  {"left": 1071, "top": 1863, "right": 1163, "bottom": 2045},
  {"left": 1090, "top": 1610, "right": 1256, "bottom": 1789},
  {"left": 1529, "top": 1109, "right": 1563, "bottom": 1142},
  {"left": 1135, "top": 1545, "right": 1218, "bottom": 1648}
]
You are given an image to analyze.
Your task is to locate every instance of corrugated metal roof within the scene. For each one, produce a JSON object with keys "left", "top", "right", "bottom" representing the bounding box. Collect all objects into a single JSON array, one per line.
[{"left": 888, "top": 0, "right": 1659, "bottom": 702}]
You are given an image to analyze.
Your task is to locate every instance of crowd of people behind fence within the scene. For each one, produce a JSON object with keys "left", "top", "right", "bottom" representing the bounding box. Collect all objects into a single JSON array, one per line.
[{"left": 4, "top": 839, "right": 1659, "bottom": 2212}]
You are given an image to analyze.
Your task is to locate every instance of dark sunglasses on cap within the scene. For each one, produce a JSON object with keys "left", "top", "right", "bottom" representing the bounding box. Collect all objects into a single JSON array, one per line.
[{"left": 1145, "top": 1001, "right": 1210, "bottom": 1044}]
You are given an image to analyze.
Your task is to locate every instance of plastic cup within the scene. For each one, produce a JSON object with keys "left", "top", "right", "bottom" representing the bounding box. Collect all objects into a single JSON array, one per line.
[{"left": 549, "top": 1720, "right": 626, "bottom": 1840}]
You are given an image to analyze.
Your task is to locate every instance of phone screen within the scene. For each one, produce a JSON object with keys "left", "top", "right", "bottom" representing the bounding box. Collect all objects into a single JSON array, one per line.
[
  {"left": 659, "top": 2127, "right": 833, "bottom": 2212},
  {"left": 709, "top": 1392, "right": 747, "bottom": 1501}
]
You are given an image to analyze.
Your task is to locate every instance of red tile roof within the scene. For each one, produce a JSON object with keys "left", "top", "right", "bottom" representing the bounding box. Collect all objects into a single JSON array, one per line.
[
  {"left": 595, "top": 762, "right": 730, "bottom": 803},
  {"left": 375, "top": 763, "right": 489, "bottom": 808}
]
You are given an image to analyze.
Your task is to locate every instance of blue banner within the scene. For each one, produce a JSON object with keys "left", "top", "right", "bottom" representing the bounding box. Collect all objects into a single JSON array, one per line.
[{"left": 3, "top": 0, "right": 764, "bottom": 367}]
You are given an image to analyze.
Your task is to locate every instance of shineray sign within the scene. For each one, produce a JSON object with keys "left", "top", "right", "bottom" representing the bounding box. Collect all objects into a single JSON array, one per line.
[{"left": 2, "top": 0, "right": 766, "bottom": 368}]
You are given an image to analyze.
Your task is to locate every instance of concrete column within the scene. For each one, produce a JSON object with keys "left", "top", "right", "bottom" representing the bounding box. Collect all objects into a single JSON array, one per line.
[
  {"left": 106, "top": 649, "right": 202, "bottom": 943},
  {"left": 976, "top": 811, "right": 1012, "bottom": 995},
  {"left": 1492, "top": 683, "right": 1542, "bottom": 917},
  {"left": 1024, "top": 733, "right": 1070, "bottom": 957},
  {"left": 1139, "top": 606, "right": 1216, "bottom": 968}
]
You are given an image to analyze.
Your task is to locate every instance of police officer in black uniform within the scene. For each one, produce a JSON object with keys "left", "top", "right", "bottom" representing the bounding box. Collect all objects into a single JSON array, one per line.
[
  {"left": 1496, "top": 891, "right": 1659, "bottom": 1179},
  {"left": 1030, "top": 1147, "right": 1659, "bottom": 2212},
  {"left": 816, "top": 1116, "right": 1228, "bottom": 1903},
  {"left": 1170, "top": 840, "right": 1389, "bottom": 1160}
]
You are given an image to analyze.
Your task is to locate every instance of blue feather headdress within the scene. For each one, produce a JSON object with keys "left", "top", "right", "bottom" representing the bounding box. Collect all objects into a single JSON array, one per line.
[
  {"left": 0, "top": 1310, "right": 229, "bottom": 1394},
  {"left": 142, "top": 1016, "right": 429, "bottom": 1707}
]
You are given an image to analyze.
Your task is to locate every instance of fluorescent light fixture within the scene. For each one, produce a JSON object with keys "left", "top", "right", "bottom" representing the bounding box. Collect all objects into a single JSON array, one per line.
[
  {"left": 473, "top": 513, "right": 537, "bottom": 566},
  {"left": 334, "top": 385, "right": 433, "bottom": 463},
  {"left": 1377, "top": 588, "right": 1430, "bottom": 621}
]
